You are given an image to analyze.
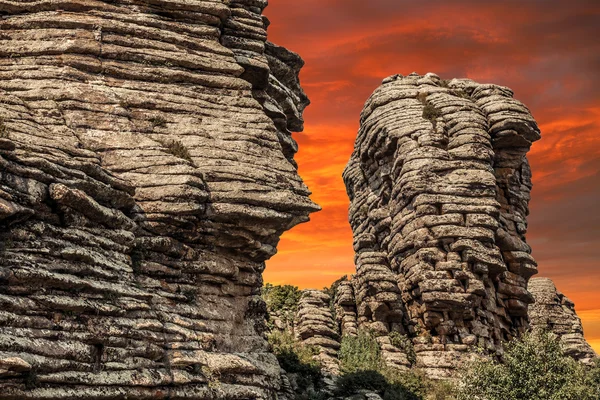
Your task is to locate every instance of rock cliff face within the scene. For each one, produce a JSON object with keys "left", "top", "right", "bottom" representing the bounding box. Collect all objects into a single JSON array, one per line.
[
  {"left": 529, "top": 278, "right": 597, "bottom": 364},
  {"left": 342, "top": 72, "right": 543, "bottom": 378},
  {"left": 295, "top": 290, "right": 339, "bottom": 374},
  {"left": 0, "top": 1, "right": 318, "bottom": 399}
]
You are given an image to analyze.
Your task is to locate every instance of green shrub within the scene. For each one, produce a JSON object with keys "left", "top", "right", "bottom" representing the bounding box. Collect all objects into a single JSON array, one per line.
[
  {"left": 335, "top": 370, "right": 389, "bottom": 396},
  {"left": 586, "top": 358, "right": 600, "bottom": 398},
  {"left": 336, "top": 330, "right": 452, "bottom": 399},
  {"left": 422, "top": 103, "right": 441, "bottom": 123},
  {"left": 389, "top": 331, "right": 417, "bottom": 365},
  {"left": 262, "top": 283, "right": 302, "bottom": 315},
  {"left": 457, "top": 331, "right": 599, "bottom": 400},
  {"left": 267, "top": 330, "right": 323, "bottom": 395},
  {"left": 339, "top": 330, "right": 383, "bottom": 373}
]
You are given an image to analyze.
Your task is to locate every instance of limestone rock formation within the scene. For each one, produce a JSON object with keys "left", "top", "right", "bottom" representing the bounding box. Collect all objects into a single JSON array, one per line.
[
  {"left": 0, "top": 1, "right": 318, "bottom": 399},
  {"left": 295, "top": 290, "right": 340, "bottom": 374},
  {"left": 343, "top": 72, "right": 542, "bottom": 378},
  {"left": 334, "top": 280, "right": 359, "bottom": 337},
  {"left": 529, "top": 278, "right": 597, "bottom": 365}
]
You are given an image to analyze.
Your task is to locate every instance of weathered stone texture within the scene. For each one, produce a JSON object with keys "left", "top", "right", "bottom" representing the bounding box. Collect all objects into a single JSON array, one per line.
[
  {"left": 0, "top": 1, "right": 318, "bottom": 398},
  {"left": 529, "top": 278, "right": 597, "bottom": 365},
  {"left": 342, "top": 72, "right": 542, "bottom": 378},
  {"left": 295, "top": 290, "right": 340, "bottom": 374}
]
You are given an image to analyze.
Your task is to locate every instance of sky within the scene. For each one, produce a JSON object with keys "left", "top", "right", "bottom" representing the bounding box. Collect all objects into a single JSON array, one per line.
[{"left": 262, "top": 0, "right": 600, "bottom": 353}]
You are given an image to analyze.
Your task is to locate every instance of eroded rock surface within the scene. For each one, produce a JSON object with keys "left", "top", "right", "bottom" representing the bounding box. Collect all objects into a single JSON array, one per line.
[
  {"left": 295, "top": 290, "right": 340, "bottom": 374},
  {"left": 342, "top": 72, "right": 542, "bottom": 378},
  {"left": 529, "top": 278, "right": 597, "bottom": 365},
  {"left": 0, "top": 1, "right": 318, "bottom": 398}
]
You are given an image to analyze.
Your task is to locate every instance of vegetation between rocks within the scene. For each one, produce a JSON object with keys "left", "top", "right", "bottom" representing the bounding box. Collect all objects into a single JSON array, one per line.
[
  {"left": 267, "top": 329, "right": 324, "bottom": 397},
  {"left": 156, "top": 138, "right": 193, "bottom": 162},
  {"left": 457, "top": 331, "right": 600, "bottom": 400},
  {"left": 337, "top": 330, "right": 455, "bottom": 399}
]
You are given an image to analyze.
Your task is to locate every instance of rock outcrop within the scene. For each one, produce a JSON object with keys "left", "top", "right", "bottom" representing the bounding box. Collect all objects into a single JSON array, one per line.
[
  {"left": 0, "top": 1, "right": 318, "bottom": 399},
  {"left": 334, "top": 280, "right": 359, "bottom": 337},
  {"left": 295, "top": 290, "right": 340, "bottom": 374},
  {"left": 529, "top": 278, "right": 597, "bottom": 364},
  {"left": 342, "top": 72, "right": 543, "bottom": 378}
]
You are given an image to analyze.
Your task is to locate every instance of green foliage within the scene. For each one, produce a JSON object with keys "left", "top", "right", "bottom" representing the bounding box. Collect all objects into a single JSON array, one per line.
[
  {"left": 335, "top": 370, "right": 389, "bottom": 396},
  {"left": 337, "top": 330, "right": 457, "bottom": 399},
  {"left": 389, "top": 331, "right": 417, "bottom": 365},
  {"left": 267, "top": 330, "right": 323, "bottom": 395},
  {"left": 422, "top": 103, "right": 441, "bottom": 123},
  {"left": 586, "top": 358, "right": 600, "bottom": 398},
  {"left": 339, "top": 330, "right": 383, "bottom": 373},
  {"left": 334, "top": 369, "right": 450, "bottom": 400},
  {"left": 262, "top": 283, "right": 302, "bottom": 315},
  {"left": 457, "top": 331, "right": 599, "bottom": 400}
]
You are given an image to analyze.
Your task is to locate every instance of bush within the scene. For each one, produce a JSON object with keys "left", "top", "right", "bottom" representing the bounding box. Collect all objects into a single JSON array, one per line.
[
  {"left": 336, "top": 330, "right": 455, "bottom": 399},
  {"left": 457, "top": 331, "right": 599, "bottom": 400},
  {"left": 335, "top": 370, "right": 389, "bottom": 396},
  {"left": 263, "top": 283, "right": 302, "bottom": 315},
  {"left": 422, "top": 103, "right": 441, "bottom": 123},
  {"left": 339, "top": 330, "right": 383, "bottom": 373},
  {"left": 389, "top": 331, "right": 417, "bottom": 365},
  {"left": 267, "top": 330, "right": 323, "bottom": 395}
]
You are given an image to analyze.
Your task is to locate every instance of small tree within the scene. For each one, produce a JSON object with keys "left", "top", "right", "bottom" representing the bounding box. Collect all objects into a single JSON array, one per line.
[{"left": 457, "top": 331, "right": 599, "bottom": 400}]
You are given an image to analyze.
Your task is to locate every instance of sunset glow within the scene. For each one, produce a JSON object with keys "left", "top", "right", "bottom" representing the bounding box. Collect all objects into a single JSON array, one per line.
[{"left": 263, "top": 0, "right": 600, "bottom": 353}]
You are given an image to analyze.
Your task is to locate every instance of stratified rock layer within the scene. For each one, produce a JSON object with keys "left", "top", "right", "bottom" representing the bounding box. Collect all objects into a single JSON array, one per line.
[
  {"left": 295, "top": 290, "right": 340, "bottom": 374},
  {"left": 0, "top": 1, "right": 318, "bottom": 399},
  {"left": 343, "top": 72, "right": 542, "bottom": 378},
  {"left": 529, "top": 278, "right": 597, "bottom": 365}
]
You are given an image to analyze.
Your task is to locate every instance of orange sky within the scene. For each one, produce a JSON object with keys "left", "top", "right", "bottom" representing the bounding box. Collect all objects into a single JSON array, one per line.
[{"left": 262, "top": 1, "right": 600, "bottom": 353}]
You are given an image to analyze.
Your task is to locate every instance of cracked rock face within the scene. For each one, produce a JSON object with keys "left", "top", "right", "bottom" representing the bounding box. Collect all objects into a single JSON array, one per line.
[
  {"left": 295, "top": 290, "right": 340, "bottom": 374},
  {"left": 0, "top": 1, "right": 318, "bottom": 398},
  {"left": 529, "top": 278, "right": 597, "bottom": 365},
  {"left": 342, "top": 72, "right": 543, "bottom": 378}
]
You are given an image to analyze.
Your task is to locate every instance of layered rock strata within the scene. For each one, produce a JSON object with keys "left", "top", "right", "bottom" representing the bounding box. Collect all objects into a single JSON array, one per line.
[
  {"left": 343, "top": 72, "right": 542, "bottom": 378},
  {"left": 334, "top": 280, "right": 359, "bottom": 337},
  {"left": 0, "top": 1, "right": 318, "bottom": 399},
  {"left": 295, "top": 290, "right": 340, "bottom": 374},
  {"left": 528, "top": 278, "right": 597, "bottom": 365}
]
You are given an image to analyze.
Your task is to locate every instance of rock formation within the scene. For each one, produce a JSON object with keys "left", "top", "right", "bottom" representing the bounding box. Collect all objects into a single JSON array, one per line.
[
  {"left": 295, "top": 290, "right": 340, "bottom": 374},
  {"left": 342, "top": 72, "right": 543, "bottom": 378},
  {"left": 334, "top": 280, "right": 359, "bottom": 337},
  {"left": 529, "top": 278, "right": 597, "bottom": 364},
  {"left": 0, "top": 1, "right": 319, "bottom": 399}
]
